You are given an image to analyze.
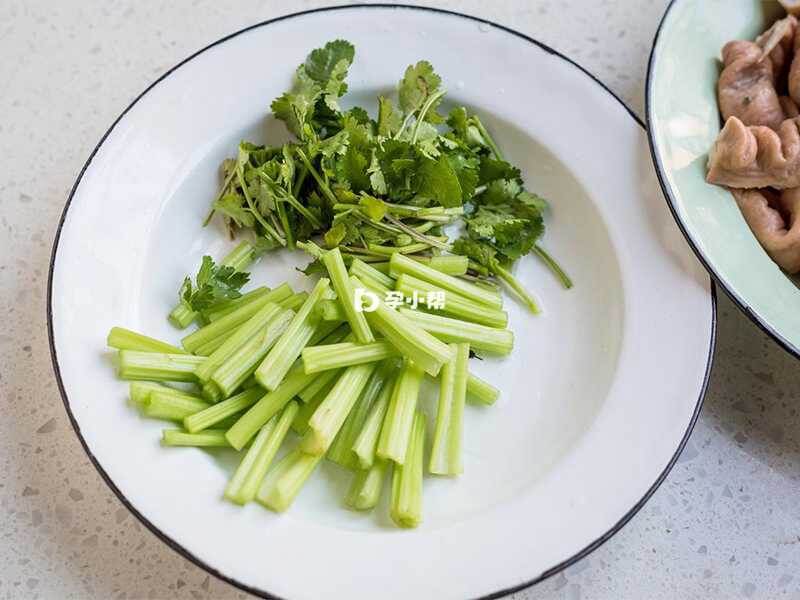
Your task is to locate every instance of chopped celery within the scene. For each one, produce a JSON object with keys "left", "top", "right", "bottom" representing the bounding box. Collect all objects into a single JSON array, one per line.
[
  {"left": 429, "top": 343, "right": 469, "bottom": 475},
  {"left": 316, "top": 299, "right": 346, "bottom": 322},
  {"left": 225, "top": 401, "right": 299, "bottom": 505},
  {"left": 345, "top": 459, "right": 388, "bottom": 510},
  {"left": 255, "top": 278, "right": 330, "bottom": 391},
  {"left": 352, "top": 375, "right": 394, "bottom": 469},
  {"left": 398, "top": 308, "right": 513, "bottom": 355},
  {"left": 349, "top": 258, "right": 394, "bottom": 294},
  {"left": 140, "top": 389, "right": 210, "bottom": 421},
  {"left": 256, "top": 447, "right": 322, "bottom": 512},
  {"left": 491, "top": 261, "right": 540, "bottom": 314},
  {"left": 201, "top": 380, "right": 224, "bottom": 403},
  {"left": 183, "top": 387, "right": 263, "bottom": 433},
  {"left": 297, "top": 367, "right": 341, "bottom": 403},
  {"left": 129, "top": 381, "right": 196, "bottom": 406},
  {"left": 203, "top": 286, "right": 271, "bottom": 322},
  {"left": 423, "top": 255, "right": 469, "bottom": 276},
  {"left": 351, "top": 275, "right": 451, "bottom": 376},
  {"left": 307, "top": 320, "right": 348, "bottom": 347},
  {"left": 107, "top": 327, "right": 186, "bottom": 354},
  {"left": 467, "top": 373, "right": 499, "bottom": 405},
  {"left": 302, "top": 340, "right": 397, "bottom": 374},
  {"left": 377, "top": 361, "right": 424, "bottom": 464},
  {"left": 169, "top": 303, "right": 197, "bottom": 329},
  {"left": 323, "top": 248, "right": 374, "bottom": 343},
  {"left": 292, "top": 376, "right": 337, "bottom": 435},
  {"left": 280, "top": 291, "right": 309, "bottom": 311},
  {"left": 118, "top": 350, "right": 205, "bottom": 382},
  {"left": 161, "top": 429, "right": 231, "bottom": 447},
  {"left": 390, "top": 411, "right": 425, "bottom": 528}
]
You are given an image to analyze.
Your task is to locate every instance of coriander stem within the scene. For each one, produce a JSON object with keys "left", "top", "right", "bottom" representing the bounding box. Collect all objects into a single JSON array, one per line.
[
  {"left": 490, "top": 259, "right": 540, "bottom": 314},
  {"left": 296, "top": 148, "right": 338, "bottom": 207},
  {"left": 533, "top": 244, "right": 573, "bottom": 289},
  {"left": 471, "top": 115, "right": 504, "bottom": 160}
]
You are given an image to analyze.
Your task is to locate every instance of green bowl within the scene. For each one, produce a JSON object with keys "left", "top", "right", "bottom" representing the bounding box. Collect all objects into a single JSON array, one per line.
[{"left": 647, "top": 0, "right": 800, "bottom": 356}]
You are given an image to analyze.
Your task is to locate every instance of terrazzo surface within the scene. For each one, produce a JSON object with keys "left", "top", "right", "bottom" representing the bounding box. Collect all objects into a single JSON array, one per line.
[{"left": 1, "top": 0, "right": 799, "bottom": 598}]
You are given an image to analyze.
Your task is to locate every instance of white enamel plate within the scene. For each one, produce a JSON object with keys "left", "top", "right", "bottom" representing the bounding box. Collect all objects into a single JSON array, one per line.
[{"left": 49, "top": 6, "right": 715, "bottom": 599}]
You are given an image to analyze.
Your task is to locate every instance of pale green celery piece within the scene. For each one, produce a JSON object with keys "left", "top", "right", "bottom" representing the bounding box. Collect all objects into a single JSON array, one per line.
[
  {"left": 140, "top": 389, "right": 210, "bottom": 421},
  {"left": 297, "top": 367, "right": 341, "bottom": 403},
  {"left": 225, "top": 365, "right": 315, "bottom": 450},
  {"left": 398, "top": 308, "right": 513, "bottom": 355},
  {"left": 327, "top": 365, "right": 390, "bottom": 468},
  {"left": 169, "top": 304, "right": 197, "bottom": 329},
  {"left": 368, "top": 241, "right": 431, "bottom": 255},
  {"left": 352, "top": 275, "right": 451, "bottom": 376},
  {"left": 195, "top": 303, "right": 282, "bottom": 383},
  {"left": 183, "top": 387, "right": 263, "bottom": 433},
  {"left": 352, "top": 375, "right": 395, "bottom": 469},
  {"left": 389, "top": 253, "right": 503, "bottom": 309},
  {"left": 129, "top": 381, "right": 200, "bottom": 406},
  {"left": 316, "top": 299, "right": 346, "bottom": 322},
  {"left": 349, "top": 258, "right": 395, "bottom": 294},
  {"left": 390, "top": 410, "right": 425, "bottom": 528},
  {"left": 429, "top": 343, "right": 469, "bottom": 475},
  {"left": 118, "top": 351, "right": 205, "bottom": 382},
  {"left": 369, "top": 262, "right": 391, "bottom": 274},
  {"left": 395, "top": 274, "right": 508, "bottom": 328},
  {"left": 181, "top": 290, "right": 281, "bottom": 353},
  {"left": 302, "top": 340, "right": 397, "bottom": 374},
  {"left": 345, "top": 459, "right": 388, "bottom": 510},
  {"left": 161, "top": 429, "right": 231, "bottom": 447},
  {"left": 224, "top": 401, "right": 300, "bottom": 505},
  {"left": 204, "top": 286, "right": 271, "bottom": 322},
  {"left": 291, "top": 376, "right": 336, "bottom": 435},
  {"left": 323, "top": 248, "right": 374, "bottom": 344},
  {"left": 467, "top": 373, "right": 499, "bottom": 405},
  {"left": 376, "top": 361, "right": 424, "bottom": 464},
  {"left": 201, "top": 380, "right": 224, "bottom": 403},
  {"left": 255, "top": 278, "right": 330, "bottom": 391},
  {"left": 279, "top": 291, "right": 309, "bottom": 311},
  {"left": 301, "top": 363, "right": 376, "bottom": 455},
  {"left": 212, "top": 309, "right": 294, "bottom": 396},
  {"left": 256, "top": 447, "right": 323, "bottom": 512},
  {"left": 423, "top": 255, "right": 469, "bottom": 276},
  {"left": 307, "top": 320, "right": 348, "bottom": 347},
  {"left": 107, "top": 327, "right": 186, "bottom": 354}
]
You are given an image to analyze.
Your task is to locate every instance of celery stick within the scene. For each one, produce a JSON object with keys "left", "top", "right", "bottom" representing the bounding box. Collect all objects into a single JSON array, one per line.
[
  {"left": 429, "top": 343, "right": 468, "bottom": 475},
  {"left": 327, "top": 365, "right": 390, "bottom": 468},
  {"left": 169, "top": 303, "right": 197, "bottom": 329},
  {"left": 352, "top": 376, "right": 394, "bottom": 469},
  {"left": 301, "top": 363, "right": 376, "bottom": 455},
  {"left": 349, "top": 258, "right": 394, "bottom": 294},
  {"left": 195, "top": 302, "right": 282, "bottom": 383},
  {"left": 129, "top": 381, "right": 195, "bottom": 406},
  {"left": 424, "top": 255, "right": 469, "bottom": 276},
  {"left": 255, "top": 278, "right": 330, "bottom": 391},
  {"left": 225, "top": 401, "right": 299, "bottom": 505},
  {"left": 398, "top": 308, "right": 513, "bottom": 355},
  {"left": 201, "top": 380, "right": 224, "bottom": 403},
  {"left": 395, "top": 274, "right": 508, "bottom": 328},
  {"left": 292, "top": 376, "right": 337, "bottom": 435},
  {"left": 302, "top": 340, "right": 397, "bottom": 374},
  {"left": 368, "top": 241, "right": 432, "bottom": 255},
  {"left": 203, "top": 286, "right": 271, "bottom": 322},
  {"left": 345, "top": 459, "right": 388, "bottom": 510},
  {"left": 390, "top": 411, "right": 425, "bottom": 528},
  {"left": 256, "top": 447, "right": 322, "bottom": 512},
  {"left": 323, "top": 248, "right": 374, "bottom": 343},
  {"left": 316, "top": 299, "right": 346, "bottom": 322},
  {"left": 389, "top": 253, "right": 503, "bottom": 309},
  {"left": 351, "top": 275, "right": 451, "bottom": 376},
  {"left": 107, "top": 327, "right": 186, "bottom": 354},
  {"left": 377, "top": 361, "right": 424, "bottom": 464},
  {"left": 307, "top": 320, "right": 348, "bottom": 347},
  {"left": 467, "top": 373, "right": 499, "bottom": 405},
  {"left": 280, "top": 291, "right": 309, "bottom": 311},
  {"left": 161, "top": 429, "right": 231, "bottom": 447},
  {"left": 225, "top": 366, "right": 313, "bottom": 450},
  {"left": 182, "top": 285, "right": 290, "bottom": 353},
  {"left": 212, "top": 309, "right": 294, "bottom": 396},
  {"left": 118, "top": 351, "right": 205, "bottom": 382},
  {"left": 140, "top": 389, "right": 210, "bottom": 421},
  {"left": 183, "top": 387, "right": 263, "bottom": 433},
  {"left": 297, "top": 367, "right": 341, "bottom": 403}
]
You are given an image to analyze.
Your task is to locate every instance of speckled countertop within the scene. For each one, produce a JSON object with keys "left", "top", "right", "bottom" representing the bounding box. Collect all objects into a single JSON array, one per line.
[{"left": 2, "top": 1, "right": 799, "bottom": 598}]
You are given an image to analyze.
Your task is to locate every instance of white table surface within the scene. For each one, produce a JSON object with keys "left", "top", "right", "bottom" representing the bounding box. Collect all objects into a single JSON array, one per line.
[{"left": 2, "top": 0, "right": 799, "bottom": 598}]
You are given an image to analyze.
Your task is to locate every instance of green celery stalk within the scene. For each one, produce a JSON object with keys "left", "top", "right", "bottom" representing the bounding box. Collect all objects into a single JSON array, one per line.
[
  {"left": 292, "top": 375, "right": 337, "bottom": 435},
  {"left": 307, "top": 320, "right": 348, "bottom": 347},
  {"left": 345, "top": 459, "right": 388, "bottom": 510},
  {"left": 352, "top": 375, "right": 394, "bottom": 469},
  {"left": 118, "top": 351, "right": 205, "bottom": 382},
  {"left": 211, "top": 308, "right": 294, "bottom": 396},
  {"left": 316, "top": 299, "right": 346, "bottom": 322},
  {"left": 256, "top": 447, "right": 323, "bottom": 512},
  {"left": 140, "top": 389, "right": 210, "bottom": 421},
  {"left": 394, "top": 274, "right": 508, "bottom": 328},
  {"left": 297, "top": 367, "right": 342, "bottom": 403},
  {"left": 423, "top": 255, "right": 469, "bottom": 276},
  {"left": 398, "top": 308, "right": 513, "bottom": 355},
  {"left": 225, "top": 401, "right": 299, "bottom": 505},
  {"left": 280, "top": 291, "right": 309, "bottom": 311},
  {"left": 169, "top": 304, "right": 197, "bottom": 329},
  {"left": 467, "top": 373, "right": 499, "bottom": 405},
  {"left": 255, "top": 278, "right": 330, "bottom": 391},
  {"left": 201, "top": 380, "right": 224, "bottom": 403},
  {"left": 161, "top": 429, "right": 231, "bottom": 447},
  {"left": 367, "top": 242, "right": 432, "bottom": 255},
  {"left": 389, "top": 253, "right": 503, "bottom": 309},
  {"left": 327, "top": 365, "right": 390, "bottom": 468},
  {"left": 351, "top": 275, "right": 451, "bottom": 376},
  {"left": 203, "top": 286, "right": 271, "bottom": 322},
  {"left": 301, "top": 363, "right": 376, "bottom": 455},
  {"left": 429, "top": 343, "right": 469, "bottom": 475},
  {"left": 194, "top": 302, "right": 282, "bottom": 383},
  {"left": 182, "top": 387, "right": 263, "bottom": 433},
  {"left": 302, "top": 340, "right": 397, "bottom": 374},
  {"left": 107, "top": 327, "right": 186, "bottom": 354},
  {"left": 323, "top": 248, "right": 374, "bottom": 344},
  {"left": 390, "top": 411, "right": 425, "bottom": 528},
  {"left": 349, "top": 258, "right": 394, "bottom": 294},
  {"left": 129, "top": 381, "right": 199, "bottom": 406},
  {"left": 377, "top": 361, "right": 424, "bottom": 464}
]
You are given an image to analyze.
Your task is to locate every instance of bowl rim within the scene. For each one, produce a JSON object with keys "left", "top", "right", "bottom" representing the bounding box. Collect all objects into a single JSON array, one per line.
[
  {"left": 645, "top": 0, "right": 798, "bottom": 359},
  {"left": 47, "top": 4, "right": 717, "bottom": 598}
]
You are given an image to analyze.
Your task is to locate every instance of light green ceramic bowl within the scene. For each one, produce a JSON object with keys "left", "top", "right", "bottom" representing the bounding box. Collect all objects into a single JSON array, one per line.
[{"left": 647, "top": 0, "right": 800, "bottom": 356}]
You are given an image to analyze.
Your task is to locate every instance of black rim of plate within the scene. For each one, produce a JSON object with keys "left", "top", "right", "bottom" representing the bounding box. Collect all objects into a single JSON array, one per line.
[
  {"left": 646, "top": 0, "right": 800, "bottom": 359},
  {"left": 47, "top": 4, "right": 717, "bottom": 599}
]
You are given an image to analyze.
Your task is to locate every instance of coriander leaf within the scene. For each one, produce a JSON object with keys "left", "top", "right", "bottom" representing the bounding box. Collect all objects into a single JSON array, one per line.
[
  {"left": 452, "top": 237, "right": 496, "bottom": 266},
  {"left": 213, "top": 193, "right": 255, "bottom": 229},
  {"left": 415, "top": 155, "right": 462, "bottom": 208},
  {"left": 178, "top": 255, "right": 251, "bottom": 312},
  {"left": 304, "top": 40, "right": 355, "bottom": 84},
  {"left": 399, "top": 60, "right": 443, "bottom": 121},
  {"left": 359, "top": 194, "right": 388, "bottom": 220},
  {"left": 378, "top": 96, "right": 403, "bottom": 136},
  {"left": 478, "top": 157, "right": 521, "bottom": 185}
]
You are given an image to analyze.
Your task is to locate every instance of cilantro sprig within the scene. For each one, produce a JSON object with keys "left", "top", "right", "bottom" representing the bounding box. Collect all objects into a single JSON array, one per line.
[{"left": 178, "top": 256, "right": 250, "bottom": 313}]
